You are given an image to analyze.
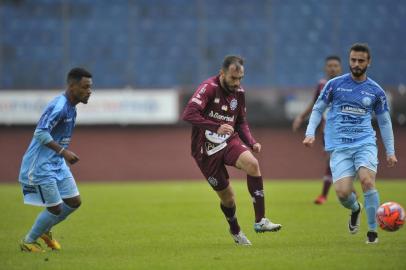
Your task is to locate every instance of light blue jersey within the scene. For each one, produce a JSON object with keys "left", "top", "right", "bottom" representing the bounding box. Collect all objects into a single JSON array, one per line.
[
  {"left": 19, "top": 93, "right": 77, "bottom": 185},
  {"left": 306, "top": 73, "right": 393, "bottom": 154}
]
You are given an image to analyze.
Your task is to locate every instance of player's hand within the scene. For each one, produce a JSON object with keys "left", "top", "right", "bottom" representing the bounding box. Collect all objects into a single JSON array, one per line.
[
  {"left": 217, "top": 124, "right": 234, "bottom": 135},
  {"left": 386, "top": 155, "right": 398, "bottom": 168},
  {"left": 292, "top": 116, "right": 303, "bottom": 132},
  {"left": 303, "top": 136, "right": 315, "bottom": 148},
  {"left": 252, "top": 143, "right": 261, "bottom": 153},
  {"left": 62, "top": 149, "right": 80, "bottom": 165}
]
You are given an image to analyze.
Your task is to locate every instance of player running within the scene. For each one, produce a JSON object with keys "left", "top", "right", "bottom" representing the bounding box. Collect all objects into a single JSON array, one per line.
[
  {"left": 19, "top": 68, "right": 92, "bottom": 252},
  {"left": 303, "top": 44, "right": 397, "bottom": 244},
  {"left": 292, "top": 56, "right": 342, "bottom": 204},
  {"left": 182, "top": 56, "right": 282, "bottom": 246}
]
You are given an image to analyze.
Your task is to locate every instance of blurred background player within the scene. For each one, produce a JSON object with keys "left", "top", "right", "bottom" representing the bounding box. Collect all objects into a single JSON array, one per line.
[
  {"left": 182, "top": 56, "right": 282, "bottom": 245},
  {"left": 19, "top": 68, "right": 92, "bottom": 252},
  {"left": 303, "top": 44, "right": 398, "bottom": 244},
  {"left": 292, "top": 56, "right": 342, "bottom": 204}
]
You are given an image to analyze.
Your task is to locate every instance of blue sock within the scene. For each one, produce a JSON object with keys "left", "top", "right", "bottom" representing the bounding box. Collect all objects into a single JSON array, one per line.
[
  {"left": 364, "top": 189, "right": 380, "bottom": 231},
  {"left": 339, "top": 192, "right": 360, "bottom": 212},
  {"left": 25, "top": 209, "right": 59, "bottom": 243},
  {"left": 46, "top": 203, "right": 78, "bottom": 232}
]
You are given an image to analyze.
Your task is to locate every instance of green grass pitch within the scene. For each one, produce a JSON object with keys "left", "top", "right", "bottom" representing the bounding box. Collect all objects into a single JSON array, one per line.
[{"left": 1, "top": 180, "right": 406, "bottom": 270}]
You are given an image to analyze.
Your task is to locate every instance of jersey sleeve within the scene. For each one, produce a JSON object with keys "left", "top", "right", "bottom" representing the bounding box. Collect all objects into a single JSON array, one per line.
[
  {"left": 36, "top": 102, "right": 65, "bottom": 132},
  {"left": 373, "top": 88, "right": 389, "bottom": 115},
  {"left": 235, "top": 93, "right": 256, "bottom": 147},
  {"left": 319, "top": 80, "right": 334, "bottom": 105},
  {"left": 181, "top": 83, "right": 221, "bottom": 131}
]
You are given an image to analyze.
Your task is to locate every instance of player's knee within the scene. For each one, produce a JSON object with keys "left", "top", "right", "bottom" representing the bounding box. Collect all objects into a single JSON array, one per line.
[
  {"left": 47, "top": 204, "right": 62, "bottom": 215},
  {"left": 65, "top": 196, "right": 82, "bottom": 209},
  {"left": 360, "top": 179, "right": 375, "bottom": 192},
  {"left": 335, "top": 189, "right": 352, "bottom": 200},
  {"left": 246, "top": 158, "right": 260, "bottom": 176},
  {"left": 221, "top": 197, "right": 235, "bottom": 208}
]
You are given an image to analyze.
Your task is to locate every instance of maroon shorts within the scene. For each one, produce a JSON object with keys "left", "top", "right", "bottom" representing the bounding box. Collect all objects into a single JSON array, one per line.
[{"left": 193, "top": 136, "right": 250, "bottom": 191}]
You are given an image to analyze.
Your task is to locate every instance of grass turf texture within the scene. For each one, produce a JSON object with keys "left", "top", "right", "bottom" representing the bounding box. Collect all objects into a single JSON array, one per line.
[{"left": 1, "top": 180, "right": 406, "bottom": 270}]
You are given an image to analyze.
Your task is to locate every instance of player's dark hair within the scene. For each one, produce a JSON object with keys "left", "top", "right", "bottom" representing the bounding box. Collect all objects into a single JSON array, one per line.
[
  {"left": 222, "top": 55, "right": 244, "bottom": 71},
  {"left": 350, "top": 43, "right": 371, "bottom": 59},
  {"left": 67, "top": 67, "right": 92, "bottom": 84},
  {"left": 325, "top": 55, "right": 341, "bottom": 63}
]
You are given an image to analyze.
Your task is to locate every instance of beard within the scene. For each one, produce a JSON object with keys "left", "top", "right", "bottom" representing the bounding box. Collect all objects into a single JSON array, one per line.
[
  {"left": 350, "top": 65, "right": 368, "bottom": 78},
  {"left": 222, "top": 80, "right": 238, "bottom": 93}
]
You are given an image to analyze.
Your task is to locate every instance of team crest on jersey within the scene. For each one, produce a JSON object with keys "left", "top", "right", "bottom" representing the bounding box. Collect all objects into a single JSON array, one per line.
[
  {"left": 221, "top": 105, "right": 228, "bottom": 111},
  {"left": 362, "top": 96, "right": 372, "bottom": 107},
  {"left": 230, "top": 98, "right": 238, "bottom": 110}
]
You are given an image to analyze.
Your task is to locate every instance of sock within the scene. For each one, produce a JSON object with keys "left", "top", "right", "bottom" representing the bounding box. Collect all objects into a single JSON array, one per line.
[
  {"left": 220, "top": 203, "right": 240, "bottom": 235},
  {"left": 339, "top": 192, "right": 360, "bottom": 212},
  {"left": 25, "top": 209, "right": 59, "bottom": 243},
  {"left": 321, "top": 175, "right": 332, "bottom": 197},
  {"left": 364, "top": 189, "right": 380, "bottom": 231},
  {"left": 247, "top": 175, "right": 265, "bottom": 222},
  {"left": 46, "top": 203, "right": 78, "bottom": 232}
]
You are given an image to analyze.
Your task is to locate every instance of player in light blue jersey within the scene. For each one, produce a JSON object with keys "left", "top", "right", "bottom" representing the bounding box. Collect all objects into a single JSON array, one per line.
[
  {"left": 19, "top": 68, "right": 92, "bottom": 252},
  {"left": 304, "top": 44, "right": 398, "bottom": 244}
]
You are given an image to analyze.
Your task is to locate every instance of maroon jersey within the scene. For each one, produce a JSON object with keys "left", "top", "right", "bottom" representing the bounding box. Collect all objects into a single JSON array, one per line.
[
  {"left": 313, "top": 78, "right": 327, "bottom": 131},
  {"left": 182, "top": 75, "right": 256, "bottom": 159},
  {"left": 312, "top": 78, "right": 327, "bottom": 103}
]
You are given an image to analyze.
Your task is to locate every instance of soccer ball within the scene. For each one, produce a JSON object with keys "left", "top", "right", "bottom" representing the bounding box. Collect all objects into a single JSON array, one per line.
[{"left": 376, "top": 202, "right": 405, "bottom": 232}]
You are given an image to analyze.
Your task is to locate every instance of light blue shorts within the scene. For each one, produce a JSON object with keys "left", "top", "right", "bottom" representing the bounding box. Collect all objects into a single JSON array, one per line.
[
  {"left": 21, "top": 177, "right": 79, "bottom": 207},
  {"left": 329, "top": 144, "right": 378, "bottom": 182}
]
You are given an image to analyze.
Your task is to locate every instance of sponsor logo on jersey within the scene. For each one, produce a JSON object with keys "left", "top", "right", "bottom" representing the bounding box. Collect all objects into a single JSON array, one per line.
[
  {"left": 361, "top": 91, "right": 375, "bottom": 97},
  {"left": 341, "top": 115, "right": 362, "bottom": 124},
  {"left": 341, "top": 105, "right": 366, "bottom": 115},
  {"left": 221, "top": 105, "right": 228, "bottom": 111},
  {"left": 208, "top": 176, "right": 218, "bottom": 187},
  {"left": 340, "top": 127, "right": 364, "bottom": 134},
  {"left": 208, "top": 110, "right": 234, "bottom": 122},
  {"left": 214, "top": 98, "right": 220, "bottom": 104},
  {"left": 230, "top": 98, "right": 238, "bottom": 110},
  {"left": 362, "top": 96, "right": 372, "bottom": 106},
  {"left": 337, "top": 87, "right": 353, "bottom": 92}
]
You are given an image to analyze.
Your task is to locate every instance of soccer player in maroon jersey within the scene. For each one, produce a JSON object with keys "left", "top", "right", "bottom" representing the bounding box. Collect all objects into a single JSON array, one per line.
[
  {"left": 292, "top": 56, "right": 342, "bottom": 204},
  {"left": 182, "top": 56, "right": 282, "bottom": 245}
]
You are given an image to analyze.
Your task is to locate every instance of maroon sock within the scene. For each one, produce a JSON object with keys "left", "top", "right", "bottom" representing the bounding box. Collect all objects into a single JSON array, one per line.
[
  {"left": 322, "top": 164, "right": 332, "bottom": 197},
  {"left": 220, "top": 203, "right": 240, "bottom": 235},
  {"left": 247, "top": 175, "right": 265, "bottom": 222},
  {"left": 321, "top": 178, "right": 332, "bottom": 197}
]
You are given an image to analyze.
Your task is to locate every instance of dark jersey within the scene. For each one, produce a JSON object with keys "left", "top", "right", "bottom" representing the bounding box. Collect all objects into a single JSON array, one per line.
[
  {"left": 313, "top": 78, "right": 327, "bottom": 103},
  {"left": 313, "top": 78, "right": 327, "bottom": 130},
  {"left": 182, "top": 75, "right": 256, "bottom": 158}
]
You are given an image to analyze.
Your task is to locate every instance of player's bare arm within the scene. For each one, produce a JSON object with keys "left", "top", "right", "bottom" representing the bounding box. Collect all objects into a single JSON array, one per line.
[
  {"left": 292, "top": 103, "right": 314, "bottom": 132},
  {"left": 45, "top": 141, "right": 79, "bottom": 164}
]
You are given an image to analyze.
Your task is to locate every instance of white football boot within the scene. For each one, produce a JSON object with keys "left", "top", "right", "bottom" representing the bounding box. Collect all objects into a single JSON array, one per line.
[
  {"left": 254, "top": 218, "right": 282, "bottom": 233},
  {"left": 230, "top": 231, "right": 252, "bottom": 245}
]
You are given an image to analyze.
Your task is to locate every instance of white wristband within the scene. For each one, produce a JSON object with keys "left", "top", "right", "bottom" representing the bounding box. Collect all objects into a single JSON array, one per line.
[{"left": 58, "top": 148, "right": 65, "bottom": 155}]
